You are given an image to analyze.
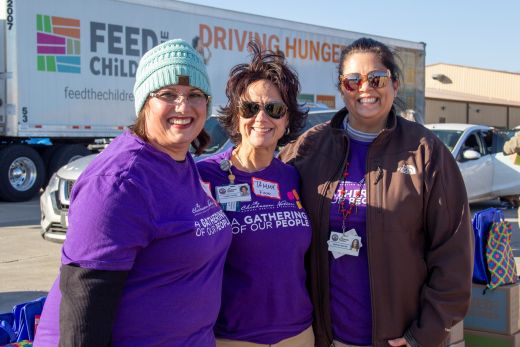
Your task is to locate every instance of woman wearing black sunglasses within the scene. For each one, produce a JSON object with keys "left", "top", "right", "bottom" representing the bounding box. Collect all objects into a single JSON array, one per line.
[
  {"left": 197, "top": 41, "right": 314, "bottom": 347},
  {"left": 280, "top": 37, "right": 473, "bottom": 347}
]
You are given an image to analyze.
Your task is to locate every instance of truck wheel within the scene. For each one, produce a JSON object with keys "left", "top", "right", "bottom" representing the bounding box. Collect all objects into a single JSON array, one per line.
[
  {"left": 48, "top": 144, "right": 91, "bottom": 177},
  {"left": 0, "top": 145, "right": 46, "bottom": 202}
]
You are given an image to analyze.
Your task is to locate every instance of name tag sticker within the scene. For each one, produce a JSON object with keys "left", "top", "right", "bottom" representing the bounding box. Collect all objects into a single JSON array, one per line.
[{"left": 252, "top": 177, "right": 281, "bottom": 200}]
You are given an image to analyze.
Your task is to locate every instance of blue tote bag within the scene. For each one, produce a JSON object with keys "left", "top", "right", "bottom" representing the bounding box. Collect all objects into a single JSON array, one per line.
[{"left": 471, "top": 208, "right": 503, "bottom": 284}]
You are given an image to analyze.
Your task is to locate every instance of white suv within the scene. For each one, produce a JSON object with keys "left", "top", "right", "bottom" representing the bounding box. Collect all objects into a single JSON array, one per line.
[{"left": 40, "top": 154, "right": 97, "bottom": 242}]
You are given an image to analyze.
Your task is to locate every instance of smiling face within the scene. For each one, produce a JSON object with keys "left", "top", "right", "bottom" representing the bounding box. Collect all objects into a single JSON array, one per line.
[
  {"left": 237, "top": 79, "right": 288, "bottom": 154},
  {"left": 340, "top": 52, "right": 398, "bottom": 132},
  {"left": 144, "top": 84, "right": 207, "bottom": 160}
]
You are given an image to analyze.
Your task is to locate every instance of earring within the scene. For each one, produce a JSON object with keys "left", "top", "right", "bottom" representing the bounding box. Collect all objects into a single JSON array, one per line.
[{"left": 285, "top": 127, "right": 290, "bottom": 135}]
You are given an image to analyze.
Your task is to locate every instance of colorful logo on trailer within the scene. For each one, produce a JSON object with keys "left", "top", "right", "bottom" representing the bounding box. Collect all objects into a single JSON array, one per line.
[{"left": 36, "top": 14, "right": 80, "bottom": 73}]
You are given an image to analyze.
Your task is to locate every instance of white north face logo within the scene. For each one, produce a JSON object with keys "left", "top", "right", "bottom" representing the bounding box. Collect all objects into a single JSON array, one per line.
[{"left": 398, "top": 164, "right": 417, "bottom": 175}]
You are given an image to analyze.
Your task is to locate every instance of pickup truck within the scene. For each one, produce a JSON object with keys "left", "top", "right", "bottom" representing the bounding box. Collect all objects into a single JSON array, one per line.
[{"left": 426, "top": 123, "right": 520, "bottom": 204}]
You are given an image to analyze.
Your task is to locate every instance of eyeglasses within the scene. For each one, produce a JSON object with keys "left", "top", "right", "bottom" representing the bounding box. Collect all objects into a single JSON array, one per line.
[
  {"left": 339, "top": 70, "right": 391, "bottom": 92},
  {"left": 149, "top": 90, "right": 211, "bottom": 106},
  {"left": 239, "top": 101, "right": 287, "bottom": 119}
]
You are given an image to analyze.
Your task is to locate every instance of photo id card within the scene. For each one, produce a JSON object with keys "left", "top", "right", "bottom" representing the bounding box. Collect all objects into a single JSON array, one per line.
[
  {"left": 328, "top": 229, "right": 362, "bottom": 258},
  {"left": 215, "top": 183, "right": 252, "bottom": 204}
]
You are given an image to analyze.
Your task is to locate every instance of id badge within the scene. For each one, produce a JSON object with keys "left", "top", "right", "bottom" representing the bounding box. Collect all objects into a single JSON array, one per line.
[
  {"left": 215, "top": 183, "right": 252, "bottom": 204},
  {"left": 328, "top": 229, "right": 362, "bottom": 258}
]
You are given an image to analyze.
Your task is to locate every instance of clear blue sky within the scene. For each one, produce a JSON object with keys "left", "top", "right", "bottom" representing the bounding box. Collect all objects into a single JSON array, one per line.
[{"left": 183, "top": 0, "right": 519, "bottom": 73}]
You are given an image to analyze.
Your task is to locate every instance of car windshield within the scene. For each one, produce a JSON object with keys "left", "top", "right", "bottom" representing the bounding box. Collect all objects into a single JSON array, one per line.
[
  {"left": 302, "top": 110, "right": 336, "bottom": 130},
  {"left": 430, "top": 129, "right": 464, "bottom": 152}
]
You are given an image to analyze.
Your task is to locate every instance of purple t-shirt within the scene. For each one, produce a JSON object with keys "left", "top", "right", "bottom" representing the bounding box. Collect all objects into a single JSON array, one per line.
[
  {"left": 35, "top": 131, "right": 232, "bottom": 347},
  {"left": 329, "top": 138, "right": 372, "bottom": 345},
  {"left": 197, "top": 148, "right": 313, "bottom": 344}
]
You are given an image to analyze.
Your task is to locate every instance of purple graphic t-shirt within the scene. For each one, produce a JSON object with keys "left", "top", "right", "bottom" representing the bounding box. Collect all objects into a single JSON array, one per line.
[
  {"left": 329, "top": 138, "right": 372, "bottom": 345},
  {"left": 35, "top": 131, "right": 232, "bottom": 347},
  {"left": 197, "top": 148, "right": 313, "bottom": 344}
]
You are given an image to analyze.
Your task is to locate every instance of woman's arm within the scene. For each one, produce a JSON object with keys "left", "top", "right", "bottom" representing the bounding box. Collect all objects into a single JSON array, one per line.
[
  {"left": 59, "top": 264, "right": 129, "bottom": 347},
  {"left": 58, "top": 174, "right": 151, "bottom": 346},
  {"left": 404, "top": 137, "right": 474, "bottom": 347},
  {"left": 504, "top": 131, "right": 520, "bottom": 155}
]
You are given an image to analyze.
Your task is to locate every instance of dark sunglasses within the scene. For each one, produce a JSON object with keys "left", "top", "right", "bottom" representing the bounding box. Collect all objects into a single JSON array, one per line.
[
  {"left": 239, "top": 101, "right": 287, "bottom": 119},
  {"left": 339, "top": 70, "right": 391, "bottom": 92}
]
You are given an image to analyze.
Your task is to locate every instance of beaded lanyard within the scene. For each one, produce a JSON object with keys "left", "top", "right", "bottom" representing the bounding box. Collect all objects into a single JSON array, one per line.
[{"left": 338, "top": 162, "right": 366, "bottom": 234}]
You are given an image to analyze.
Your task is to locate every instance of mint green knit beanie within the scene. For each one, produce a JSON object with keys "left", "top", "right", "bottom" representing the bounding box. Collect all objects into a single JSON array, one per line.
[{"left": 133, "top": 38, "right": 211, "bottom": 115}]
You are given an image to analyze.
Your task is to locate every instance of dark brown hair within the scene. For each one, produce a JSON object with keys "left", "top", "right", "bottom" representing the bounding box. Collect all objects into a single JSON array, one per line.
[
  {"left": 337, "top": 37, "right": 404, "bottom": 110},
  {"left": 129, "top": 99, "right": 210, "bottom": 155},
  {"left": 219, "top": 41, "right": 307, "bottom": 146}
]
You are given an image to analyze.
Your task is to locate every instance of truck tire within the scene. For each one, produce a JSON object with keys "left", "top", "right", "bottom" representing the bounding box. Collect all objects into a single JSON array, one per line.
[
  {"left": 41, "top": 145, "right": 63, "bottom": 184},
  {"left": 48, "top": 144, "right": 91, "bottom": 178},
  {"left": 0, "top": 145, "right": 46, "bottom": 202}
]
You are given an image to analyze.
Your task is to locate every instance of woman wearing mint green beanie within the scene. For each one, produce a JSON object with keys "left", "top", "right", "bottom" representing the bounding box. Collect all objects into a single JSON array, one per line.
[{"left": 34, "top": 39, "right": 232, "bottom": 347}]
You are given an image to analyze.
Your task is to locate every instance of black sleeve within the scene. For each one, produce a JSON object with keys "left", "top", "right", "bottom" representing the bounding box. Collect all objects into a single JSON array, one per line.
[{"left": 59, "top": 264, "right": 129, "bottom": 347}]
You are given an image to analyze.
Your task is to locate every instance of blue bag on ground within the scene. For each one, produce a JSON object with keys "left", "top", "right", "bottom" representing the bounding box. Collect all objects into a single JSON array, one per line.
[
  {"left": 471, "top": 208, "right": 503, "bottom": 284},
  {"left": 0, "top": 312, "right": 15, "bottom": 345},
  {"left": 0, "top": 296, "right": 46, "bottom": 344}
]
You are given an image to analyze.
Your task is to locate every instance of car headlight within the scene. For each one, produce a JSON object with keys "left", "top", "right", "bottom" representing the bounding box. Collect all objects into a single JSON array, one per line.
[{"left": 47, "top": 172, "right": 60, "bottom": 193}]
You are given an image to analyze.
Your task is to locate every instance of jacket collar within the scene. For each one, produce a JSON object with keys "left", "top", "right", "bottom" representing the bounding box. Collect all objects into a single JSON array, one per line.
[{"left": 330, "top": 106, "right": 399, "bottom": 135}]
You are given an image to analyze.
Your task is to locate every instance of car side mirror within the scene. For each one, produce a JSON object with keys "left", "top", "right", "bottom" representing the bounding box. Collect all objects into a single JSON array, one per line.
[{"left": 462, "top": 149, "right": 481, "bottom": 160}]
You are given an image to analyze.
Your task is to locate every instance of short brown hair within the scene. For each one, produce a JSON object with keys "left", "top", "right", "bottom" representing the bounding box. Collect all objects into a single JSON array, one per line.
[{"left": 219, "top": 41, "right": 307, "bottom": 146}]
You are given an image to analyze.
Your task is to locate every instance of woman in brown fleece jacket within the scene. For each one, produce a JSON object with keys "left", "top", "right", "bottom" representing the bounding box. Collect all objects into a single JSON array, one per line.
[{"left": 280, "top": 38, "right": 474, "bottom": 347}]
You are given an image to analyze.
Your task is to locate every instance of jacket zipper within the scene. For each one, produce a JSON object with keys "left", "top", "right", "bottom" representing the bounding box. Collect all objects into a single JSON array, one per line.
[
  {"left": 375, "top": 166, "right": 383, "bottom": 212},
  {"left": 368, "top": 164, "right": 383, "bottom": 345}
]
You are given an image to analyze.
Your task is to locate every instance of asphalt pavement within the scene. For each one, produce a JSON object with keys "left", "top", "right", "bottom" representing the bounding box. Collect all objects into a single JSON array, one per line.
[
  {"left": 0, "top": 196, "right": 61, "bottom": 312},
  {"left": 0, "top": 196, "right": 519, "bottom": 313}
]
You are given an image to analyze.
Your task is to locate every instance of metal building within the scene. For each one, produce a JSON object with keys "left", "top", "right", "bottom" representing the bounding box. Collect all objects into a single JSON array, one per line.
[{"left": 425, "top": 64, "right": 520, "bottom": 128}]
